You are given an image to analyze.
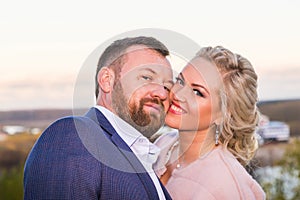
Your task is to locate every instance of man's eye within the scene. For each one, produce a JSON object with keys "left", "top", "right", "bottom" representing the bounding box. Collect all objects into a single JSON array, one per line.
[
  {"left": 175, "top": 77, "right": 184, "bottom": 86},
  {"left": 142, "top": 75, "right": 152, "bottom": 81},
  {"left": 193, "top": 89, "right": 204, "bottom": 97}
]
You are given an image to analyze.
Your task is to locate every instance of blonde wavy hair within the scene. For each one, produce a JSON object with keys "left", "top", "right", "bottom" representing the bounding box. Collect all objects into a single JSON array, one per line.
[{"left": 196, "top": 46, "right": 259, "bottom": 166}]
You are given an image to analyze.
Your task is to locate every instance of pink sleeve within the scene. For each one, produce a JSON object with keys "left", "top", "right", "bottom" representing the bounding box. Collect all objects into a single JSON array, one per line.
[{"left": 153, "top": 130, "right": 178, "bottom": 177}]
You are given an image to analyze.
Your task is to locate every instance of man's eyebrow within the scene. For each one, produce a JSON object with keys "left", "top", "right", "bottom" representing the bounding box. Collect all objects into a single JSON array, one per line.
[
  {"left": 166, "top": 79, "right": 174, "bottom": 86},
  {"left": 138, "top": 67, "right": 156, "bottom": 74}
]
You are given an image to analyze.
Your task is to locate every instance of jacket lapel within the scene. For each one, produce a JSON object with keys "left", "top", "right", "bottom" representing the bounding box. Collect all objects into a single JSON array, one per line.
[
  {"left": 85, "top": 108, "right": 160, "bottom": 200},
  {"left": 160, "top": 179, "right": 172, "bottom": 200}
]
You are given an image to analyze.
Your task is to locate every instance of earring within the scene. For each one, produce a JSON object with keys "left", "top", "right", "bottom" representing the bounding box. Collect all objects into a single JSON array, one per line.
[{"left": 215, "top": 125, "right": 219, "bottom": 146}]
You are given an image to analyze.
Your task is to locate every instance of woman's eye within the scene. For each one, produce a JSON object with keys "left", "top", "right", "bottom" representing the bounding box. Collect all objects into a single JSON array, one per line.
[
  {"left": 164, "top": 86, "right": 171, "bottom": 92},
  {"left": 175, "top": 77, "right": 184, "bottom": 86},
  {"left": 193, "top": 89, "right": 204, "bottom": 97}
]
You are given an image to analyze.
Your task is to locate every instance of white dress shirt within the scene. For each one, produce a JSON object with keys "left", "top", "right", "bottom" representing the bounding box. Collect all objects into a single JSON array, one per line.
[{"left": 94, "top": 106, "right": 166, "bottom": 200}]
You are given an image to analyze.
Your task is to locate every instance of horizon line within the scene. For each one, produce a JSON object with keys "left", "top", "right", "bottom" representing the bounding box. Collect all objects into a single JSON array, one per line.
[{"left": 1, "top": 98, "right": 300, "bottom": 112}]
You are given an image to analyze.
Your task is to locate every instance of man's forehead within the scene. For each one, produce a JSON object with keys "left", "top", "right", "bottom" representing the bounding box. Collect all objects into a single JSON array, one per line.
[
  {"left": 121, "top": 64, "right": 173, "bottom": 77},
  {"left": 125, "top": 45, "right": 150, "bottom": 53},
  {"left": 120, "top": 47, "right": 171, "bottom": 75}
]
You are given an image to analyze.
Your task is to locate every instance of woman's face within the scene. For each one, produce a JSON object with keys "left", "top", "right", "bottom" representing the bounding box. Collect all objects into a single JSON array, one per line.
[{"left": 165, "top": 57, "right": 222, "bottom": 132}]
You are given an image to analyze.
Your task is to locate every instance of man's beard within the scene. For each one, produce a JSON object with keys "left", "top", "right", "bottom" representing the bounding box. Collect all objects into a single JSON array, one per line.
[{"left": 112, "top": 81, "right": 166, "bottom": 139}]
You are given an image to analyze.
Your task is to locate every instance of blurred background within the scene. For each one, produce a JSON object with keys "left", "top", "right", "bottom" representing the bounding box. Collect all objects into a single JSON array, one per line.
[{"left": 1, "top": 0, "right": 300, "bottom": 199}]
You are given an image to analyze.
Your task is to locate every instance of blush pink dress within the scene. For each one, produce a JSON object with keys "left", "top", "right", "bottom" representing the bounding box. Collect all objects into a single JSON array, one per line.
[{"left": 154, "top": 132, "right": 266, "bottom": 200}]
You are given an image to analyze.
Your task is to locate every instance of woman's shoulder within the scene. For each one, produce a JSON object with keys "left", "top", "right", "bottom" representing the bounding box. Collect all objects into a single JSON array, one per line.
[
  {"left": 215, "top": 147, "right": 266, "bottom": 199},
  {"left": 173, "top": 146, "right": 265, "bottom": 199}
]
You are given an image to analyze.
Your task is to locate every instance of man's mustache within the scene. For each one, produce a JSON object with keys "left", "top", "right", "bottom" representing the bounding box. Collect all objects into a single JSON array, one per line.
[{"left": 140, "top": 98, "right": 164, "bottom": 109}]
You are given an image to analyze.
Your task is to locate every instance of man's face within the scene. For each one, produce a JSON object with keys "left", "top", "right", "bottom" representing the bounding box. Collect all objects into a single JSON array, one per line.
[{"left": 112, "top": 46, "right": 173, "bottom": 138}]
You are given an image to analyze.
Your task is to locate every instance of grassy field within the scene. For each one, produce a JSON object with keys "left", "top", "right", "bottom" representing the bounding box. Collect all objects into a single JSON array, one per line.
[
  {"left": 0, "top": 133, "right": 39, "bottom": 169},
  {"left": 0, "top": 133, "right": 40, "bottom": 200}
]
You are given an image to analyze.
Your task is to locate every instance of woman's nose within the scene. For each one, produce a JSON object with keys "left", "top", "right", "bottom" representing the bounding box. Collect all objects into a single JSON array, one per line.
[{"left": 171, "top": 85, "right": 186, "bottom": 102}]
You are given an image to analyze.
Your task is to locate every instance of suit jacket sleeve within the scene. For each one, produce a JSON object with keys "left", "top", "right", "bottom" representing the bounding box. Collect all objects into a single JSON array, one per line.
[{"left": 24, "top": 117, "right": 102, "bottom": 199}]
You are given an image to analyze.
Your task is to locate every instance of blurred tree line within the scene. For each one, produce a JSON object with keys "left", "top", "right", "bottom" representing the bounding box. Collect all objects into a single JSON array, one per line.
[{"left": 257, "top": 139, "right": 300, "bottom": 200}]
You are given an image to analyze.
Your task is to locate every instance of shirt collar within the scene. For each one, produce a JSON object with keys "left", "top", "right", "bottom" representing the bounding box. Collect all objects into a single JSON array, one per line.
[{"left": 94, "top": 106, "right": 161, "bottom": 166}]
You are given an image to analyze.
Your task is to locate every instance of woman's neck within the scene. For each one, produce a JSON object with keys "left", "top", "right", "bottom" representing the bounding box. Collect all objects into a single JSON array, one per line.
[
  {"left": 160, "top": 129, "right": 216, "bottom": 185},
  {"left": 178, "top": 129, "right": 215, "bottom": 165}
]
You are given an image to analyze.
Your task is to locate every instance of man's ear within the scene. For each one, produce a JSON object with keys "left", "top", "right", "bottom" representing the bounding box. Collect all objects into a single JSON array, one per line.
[{"left": 97, "top": 67, "right": 115, "bottom": 93}]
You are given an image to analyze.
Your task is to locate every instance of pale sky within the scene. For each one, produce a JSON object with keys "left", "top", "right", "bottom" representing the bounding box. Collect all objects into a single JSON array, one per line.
[{"left": 1, "top": 0, "right": 300, "bottom": 110}]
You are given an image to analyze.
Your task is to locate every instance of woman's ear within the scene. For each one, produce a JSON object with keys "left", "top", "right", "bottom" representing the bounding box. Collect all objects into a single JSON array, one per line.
[
  {"left": 212, "top": 115, "right": 222, "bottom": 127},
  {"left": 97, "top": 67, "right": 115, "bottom": 93}
]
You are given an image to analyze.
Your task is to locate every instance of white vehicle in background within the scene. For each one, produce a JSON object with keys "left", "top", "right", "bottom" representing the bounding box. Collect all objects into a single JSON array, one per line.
[{"left": 257, "top": 121, "right": 290, "bottom": 143}]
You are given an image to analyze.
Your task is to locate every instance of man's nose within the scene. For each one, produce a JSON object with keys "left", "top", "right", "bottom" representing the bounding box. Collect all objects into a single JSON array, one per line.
[{"left": 150, "top": 84, "right": 168, "bottom": 101}]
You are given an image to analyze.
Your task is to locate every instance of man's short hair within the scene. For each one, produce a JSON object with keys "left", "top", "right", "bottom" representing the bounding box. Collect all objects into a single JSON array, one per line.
[{"left": 95, "top": 36, "right": 170, "bottom": 98}]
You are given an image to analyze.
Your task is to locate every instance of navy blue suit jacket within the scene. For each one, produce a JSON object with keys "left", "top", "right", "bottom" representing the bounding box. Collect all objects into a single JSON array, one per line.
[{"left": 24, "top": 108, "right": 172, "bottom": 199}]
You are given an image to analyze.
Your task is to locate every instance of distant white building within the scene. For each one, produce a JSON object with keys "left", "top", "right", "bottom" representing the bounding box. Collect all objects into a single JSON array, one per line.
[
  {"left": 30, "top": 127, "right": 41, "bottom": 135},
  {"left": 257, "top": 120, "right": 290, "bottom": 143},
  {"left": 2, "top": 125, "right": 27, "bottom": 135}
]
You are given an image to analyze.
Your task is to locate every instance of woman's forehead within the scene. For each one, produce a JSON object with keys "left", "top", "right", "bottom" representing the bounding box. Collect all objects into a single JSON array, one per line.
[{"left": 183, "top": 58, "right": 221, "bottom": 85}]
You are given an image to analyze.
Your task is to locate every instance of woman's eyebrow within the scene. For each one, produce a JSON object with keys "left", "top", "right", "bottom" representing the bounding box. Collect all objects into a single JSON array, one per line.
[
  {"left": 179, "top": 73, "right": 185, "bottom": 81},
  {"left": 181, "top": 72, "right": 209, "bottom": 94},
  {"left": 191, "top": 83, "right": 210, "bottom": 94}
]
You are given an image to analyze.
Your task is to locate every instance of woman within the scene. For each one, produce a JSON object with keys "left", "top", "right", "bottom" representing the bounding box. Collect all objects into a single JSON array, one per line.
[{"left": 154, "top": 46, "right": 266, "bottom": 199}]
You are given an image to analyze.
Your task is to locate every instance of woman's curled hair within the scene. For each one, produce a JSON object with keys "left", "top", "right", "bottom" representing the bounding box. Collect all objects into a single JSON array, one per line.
[{"left": 197, "top": 46, "right": 259, "bottom": 166}]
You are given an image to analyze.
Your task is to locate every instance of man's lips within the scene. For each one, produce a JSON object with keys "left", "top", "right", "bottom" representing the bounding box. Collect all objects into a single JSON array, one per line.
[
  {"left": 168, "top": 102, "right": 185, "bottom": 114},
  {"left": 143, "top": 102, "right": 162, "bottom": 112}
]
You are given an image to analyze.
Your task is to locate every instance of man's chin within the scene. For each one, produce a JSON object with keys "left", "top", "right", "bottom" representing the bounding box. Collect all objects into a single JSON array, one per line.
[
  {"left": 133, "top": 115, "right": 163, "bottom": 130},
  {"left": 135, "top": 123, "right": 162, "bottom": 139}
]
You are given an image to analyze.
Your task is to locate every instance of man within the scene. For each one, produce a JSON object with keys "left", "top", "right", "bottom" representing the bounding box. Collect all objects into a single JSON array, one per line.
[{"left": 24, "top": 36, "right": 174, "bottom": 199}]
